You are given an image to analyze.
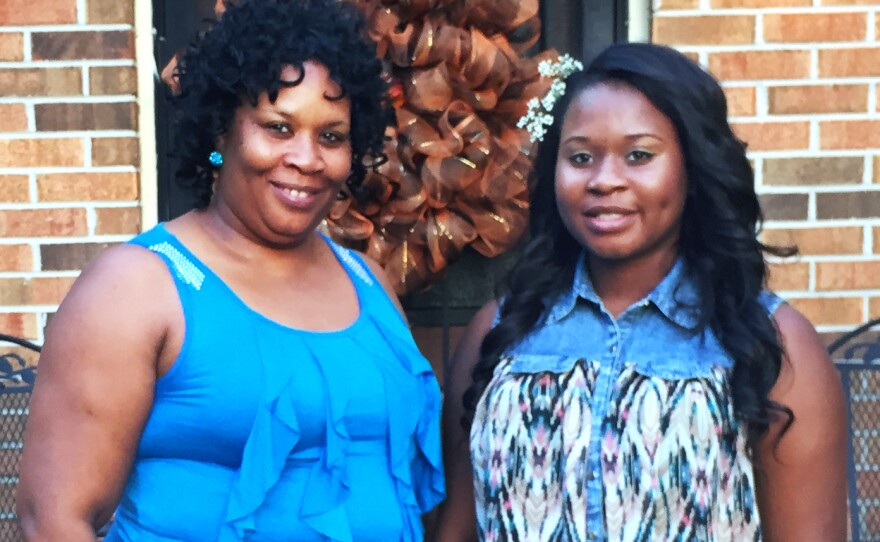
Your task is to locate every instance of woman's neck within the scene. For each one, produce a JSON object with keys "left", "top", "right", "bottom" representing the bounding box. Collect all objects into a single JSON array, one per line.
[
  {"left": 182, "top": 206, "right": 324, "bottom": 277},
  {"left": 587, "top": 249, "right": 679, "bottom": 318}
]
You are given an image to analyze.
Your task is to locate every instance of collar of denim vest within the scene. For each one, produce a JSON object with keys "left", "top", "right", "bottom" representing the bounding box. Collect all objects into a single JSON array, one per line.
[{"left": 545, "top": 251, "right": 702, "bottom": 330}]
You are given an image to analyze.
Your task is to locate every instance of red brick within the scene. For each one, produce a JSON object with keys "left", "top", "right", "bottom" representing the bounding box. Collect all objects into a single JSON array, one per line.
[
  {"left": 35, "top": 102, "right": 137, "bottom": 132},
  {"left": 0, "top": 68, "right": 82, "bottom": 97},
  {"left": 92, "top": 138, "right": 139, "bottom": 167},
  {"left": 874, "top": 226, "right": 880, "bottom": 253},
  {"left": 763, "top": 156, "right": 863, "bottom": 186},
  {"left": 709, "top": 51, "right": 811, "bottom": 80},
  {"left": 37, "top": 172, "right": 139, "bottom": 202},
  {"left": 723, "top": 86, "right": 756, "bottom": 117},
  {"left": 0, "top": 33, "right": 24, "bottom": 62},
  {"left": 764, "top": 12, "right": 867, "bottom": 43},
  {"left": 0, "top": 277, "right": 76, "bottom": 306},
  {"left": 657, "top": 0, "right": 699, "bottom": 8},
  {"left": 820, "top": 120, "right": 880, "bottom": 150},
  {"left": 0, "top": 245, "right": 33, "bottom": 272},
  {"left": 871, "top": 297, "right": 880, "bottom": 320},
  {"left": 768, "top": 84, "right": 868, "bottom": 115},
  {"left": 713, "top": 0, "right": 809, "bottom": 5},
  {"left": 762, "top": 226, "right": 862, "bottom": 255},
  {"left": 94, "top": 207, "right": 140, "bottom": 235},
  {"left": 654, "top": 16, "right": 755, "bottom": 46},
  {"left": 788, "top": 297, "right": 863, "bottom": 326},
  {"left": 817, "top": 192, "right": 880, "bottom": 219},
  {"left": 41, "top": 242, "right": 113, "bottom": 271},
  {"left": 732, "top": 121, "right": 810, "bottom": 151},
  {"left": 819, "top": 48, "right": 880, "bottom": 78},
  {"left": 0, "top": 104, "right": 27, "bottom": 132},
  {"left": 89, "top": 66, "right": 137, "bottom": 95},
  {"left": 0, "top": 139, "right": 83, "bottom": 168},
  {"left": 87, "top": 0, "right": 134, "bottom": 24},
  {"left": 0, "top": 176, "right": 30, "bottom": 203},
  {"left": 817, "top": 261, "right": 880, "bottom": 290},
  {"left": 760, "top": 193, "right": 809, "bottom": 220},
  {"left": 822, "top": 0, "right": 880, "bottom": 4},
  {"left": 767, "top": 262, "right": 809, "bottom": 291},
  {"left": 0, "top": 0, "right": 76, "bottom": 25},
  {"left": 32, "top": 279, "right": 70, "bottom": 309},
  {"left": 0, "top": 313, "right": 38, "bottom": 339},
  {"left": 32, "top": 31, "right": 133, "bottom": 61},
  {"left": 0, "top": 209, "right": 88, "bottom": 237}
]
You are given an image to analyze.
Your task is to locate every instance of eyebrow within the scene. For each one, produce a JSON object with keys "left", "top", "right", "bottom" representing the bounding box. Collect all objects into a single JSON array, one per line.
[
  {"left": 259, "top": 107, "right": 350, "bottom": 128},
  {"left": 624, "top": 133, "right": 663, "bottom": 141},
  {"left": 562, "top": 133, "right": 663, "bottom": 144}
]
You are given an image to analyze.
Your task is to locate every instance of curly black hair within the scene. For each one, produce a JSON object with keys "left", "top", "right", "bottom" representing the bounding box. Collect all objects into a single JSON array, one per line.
[
  {"left": 463, "top": 42, "right": 795, "bottom": 453},
  {"left": 171, "top": 0, "right": 390, "bottom": 207}
]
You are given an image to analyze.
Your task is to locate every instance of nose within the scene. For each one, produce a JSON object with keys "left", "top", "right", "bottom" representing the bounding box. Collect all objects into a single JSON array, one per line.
[
  {"left": 282, "top": 131, "right": 325, "bottom": 174},
  {"left": 587, "top": 156, "right": 626, "bottom": 194}
]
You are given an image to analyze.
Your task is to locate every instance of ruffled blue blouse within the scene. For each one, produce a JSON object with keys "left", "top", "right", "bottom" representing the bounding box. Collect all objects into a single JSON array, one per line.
[{"left": 104, "top": 224, "right": 444, "bottom": 541}]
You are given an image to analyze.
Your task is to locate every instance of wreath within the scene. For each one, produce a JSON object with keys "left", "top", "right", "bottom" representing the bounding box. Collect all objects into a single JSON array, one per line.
[{"left": 328, "top": 0, "right": 554, "bottom": 294}]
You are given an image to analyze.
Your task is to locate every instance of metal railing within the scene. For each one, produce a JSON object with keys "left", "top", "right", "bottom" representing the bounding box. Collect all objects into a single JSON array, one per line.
[
  {"left": 830, "top": 317, "right": 880, "bottom": 542},
  {"left": 0, "top": 334, "right": 39, "bottom": 541}
]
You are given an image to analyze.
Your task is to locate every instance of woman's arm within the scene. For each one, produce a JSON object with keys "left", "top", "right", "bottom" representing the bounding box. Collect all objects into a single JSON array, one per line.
[
  {"left": 755, "top": 303, "right": 848, "bottom": 542},
  {"left": 16, "top": 246, "right": 181, "bottom": 541},
  {"left": 433, "top": 301, "right": 497, "bottom": 542}
]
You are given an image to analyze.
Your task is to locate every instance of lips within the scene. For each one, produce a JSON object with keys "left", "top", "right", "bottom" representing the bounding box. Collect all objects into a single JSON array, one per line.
[
  {"left": 269, "top": 180, "right": 321, "bottom": 210},
  {"left": 583, "top": 206, "right": 637, "bottom": 233}
]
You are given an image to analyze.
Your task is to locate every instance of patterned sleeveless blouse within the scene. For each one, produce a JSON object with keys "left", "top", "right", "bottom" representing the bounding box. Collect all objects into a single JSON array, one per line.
[{"left": 470, "top": 256, "right": 782, "bottom": 542}]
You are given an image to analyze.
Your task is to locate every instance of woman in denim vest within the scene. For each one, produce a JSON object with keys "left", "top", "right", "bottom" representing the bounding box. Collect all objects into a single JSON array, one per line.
[{"left": 436, "top": 43, "right": 846, "bottom": 542}]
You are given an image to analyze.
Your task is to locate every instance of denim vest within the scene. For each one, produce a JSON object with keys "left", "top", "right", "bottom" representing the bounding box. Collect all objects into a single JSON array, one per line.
[{"left": 470, "top": 255, "right": 781, "bottom": 542}]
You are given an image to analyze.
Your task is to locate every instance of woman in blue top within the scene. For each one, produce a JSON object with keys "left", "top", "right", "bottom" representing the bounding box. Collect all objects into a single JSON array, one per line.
[
  {"left": 437, "top": 43, "right": 846, "bottom": 541},
  {"left": 17, "top": 1, "right": 444, "bottom": 540}
]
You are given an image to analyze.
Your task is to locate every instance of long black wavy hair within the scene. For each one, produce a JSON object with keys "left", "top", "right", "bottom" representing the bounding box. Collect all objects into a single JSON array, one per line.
[
  {"left": 464, "top": 42, "right": 794, "bottom": 451},
  {"left": 171, "top": 0, "right": 390, "bottom": 207}
]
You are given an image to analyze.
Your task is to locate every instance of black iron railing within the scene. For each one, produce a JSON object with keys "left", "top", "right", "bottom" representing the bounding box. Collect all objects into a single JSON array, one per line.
[
  {"left": 0, "top": 334, "right": 39, "bottom": 541},
  {"left": 830, "top": 317, "right": 880, "bottom": 542}
]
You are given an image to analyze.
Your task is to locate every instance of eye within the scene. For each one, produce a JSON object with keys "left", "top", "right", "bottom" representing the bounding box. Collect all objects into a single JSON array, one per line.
[
  {"left": 569, "top": 151, "right": 593, "bottom": 165},
  {"left": 266, "top": 122, "right": 291, "bottom": 135},
  {"left": 321, "top": 131, "right": 349, "bottom": 145},
  {"left": 627, "top": 149, "right": 654, "bottom": 163}
]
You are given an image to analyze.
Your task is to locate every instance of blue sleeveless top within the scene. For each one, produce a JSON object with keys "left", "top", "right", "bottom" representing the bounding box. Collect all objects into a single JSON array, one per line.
[{"left": 104, "top": 224, "right": 444, "bottom": 542}]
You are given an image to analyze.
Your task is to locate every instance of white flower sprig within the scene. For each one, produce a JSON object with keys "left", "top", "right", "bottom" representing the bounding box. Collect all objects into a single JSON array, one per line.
[{"left": 517, "top": 54, "right": 584, "bottom": 143}]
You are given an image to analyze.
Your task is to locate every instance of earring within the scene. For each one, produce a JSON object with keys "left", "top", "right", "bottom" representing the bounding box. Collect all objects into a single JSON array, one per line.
[{"left": 208, "top": 151, "right": 224, "bottom": 168}]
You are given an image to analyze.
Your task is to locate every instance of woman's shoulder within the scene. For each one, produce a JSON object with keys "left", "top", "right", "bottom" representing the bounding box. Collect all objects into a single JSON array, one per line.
[
  {"left": 321, "top": 236, "right": 409, "bottom": 322},
  {"left": 78, "top": 240, "right": 178, "bottom": 293},
  {"left": 758, "top": 290, "right": 785, "bottom": 315}
]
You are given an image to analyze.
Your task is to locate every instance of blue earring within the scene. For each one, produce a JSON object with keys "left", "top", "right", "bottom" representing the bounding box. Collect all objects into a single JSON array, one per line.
[{"left": 208, "top": 151, "right": 224, "bottom": 168}]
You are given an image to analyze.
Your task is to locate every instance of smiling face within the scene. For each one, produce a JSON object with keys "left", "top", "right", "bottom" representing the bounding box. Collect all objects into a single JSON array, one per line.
[
  {"left": 554, "top": 81, "right": 687, "bottom": 272},
  {"left": 212, "top": 61, "right": 352, "bottom": 246}
]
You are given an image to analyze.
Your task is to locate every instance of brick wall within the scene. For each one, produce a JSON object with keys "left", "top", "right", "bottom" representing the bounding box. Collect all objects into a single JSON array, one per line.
[
  {"left": 653, "top": 0, "right": 880, "bottom": 337},
  {"left": 2, "top": 0, "right": 877, "bottom": 351},
  {"left": 0, "top": 0, "right": 141, "bottom": 353}
]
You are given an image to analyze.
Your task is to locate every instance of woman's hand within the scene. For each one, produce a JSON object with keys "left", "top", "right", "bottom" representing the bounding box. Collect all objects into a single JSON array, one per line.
[
  {"left": 16, "top": 245, "right": 182, "bottom": 541},
  {"left": 756, "top": 304, "right": 848, "bottom": 542}
]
